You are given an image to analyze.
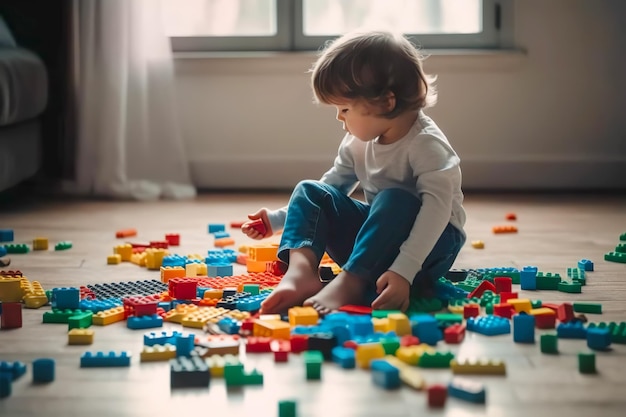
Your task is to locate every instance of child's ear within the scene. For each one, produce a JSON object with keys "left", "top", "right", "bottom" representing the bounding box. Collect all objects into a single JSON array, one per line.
[{"left": 384, "top": 91, "right": 396, "bottom": 112}]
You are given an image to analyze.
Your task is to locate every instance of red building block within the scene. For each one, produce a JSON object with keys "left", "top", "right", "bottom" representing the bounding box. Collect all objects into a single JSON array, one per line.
[
  {"left": 493, "top": 303, "right": 515, "bottom": 319},
  {"left": 468, "top": 281, "right": 496, "bottom": 299},
  {"left": 123, "top": 296, "right": 159, "bottom": 317},
  {"left": 505, "top": 212, "right": 517, "bottom": 221},
  {"left": 0, "top": 302, "right": 22, "bottom": 329},
  {"left": 494, "top": 277, "right": 513, "bottom": 294},
  {"left": 427, "top": 384, "right": 448, "bottom": 407},
  {"left": 248, "top": 219, "right": 267, "bottom": 235},
  {"left": 534, "top": 314, "right": 556, "bottom": 329},
  {"left": 557, "top": 303, "right": 575, "bottom": 323},
  {"left": 168, "top": 278, "right": 198, "bottom": 300},
  {"left": 290, "top": 334, "right": 309, "bottom": 353},
  {"left": 230, "top": 221, "right": 245, "bottom": 228},
  {"left": 338, "top": 305, "right": 373, "bottom": 315},
  {"left": 400, "top": 335, "right": 420, "bottom": 347},
  {"left": 149, "top": 241, "right": 169, "bottom": 249},
  {"left": 499, "top": 291, "right": 518, "bottom": 304},
  {"left": 164, "top": 234, "right": 180, "bottom": 246},
  {"left": 444, "top": 323, "right": 466, "bottom": 344},
  {"left": 246, "top": 337, "right": 273, "bottom": 353},
  {"left": 463, "top": 304, "right": 480, "bottom": 319},
  {"left": 271, "top": 340, "right": 291, "bottom": 363}
]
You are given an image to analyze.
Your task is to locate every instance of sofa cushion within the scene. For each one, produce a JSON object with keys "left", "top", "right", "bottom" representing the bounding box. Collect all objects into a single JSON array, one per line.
[{"left": 0, "top": 47, "right": 48, "bottom": 126}]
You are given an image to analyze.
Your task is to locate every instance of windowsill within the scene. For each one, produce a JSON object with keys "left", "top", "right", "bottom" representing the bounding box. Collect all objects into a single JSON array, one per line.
[{"left": 173, "top": 48, "right": 527, "bottom": 75}]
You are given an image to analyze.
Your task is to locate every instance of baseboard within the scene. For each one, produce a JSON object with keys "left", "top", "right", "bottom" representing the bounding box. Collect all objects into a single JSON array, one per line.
[{"left": 189, "top": 156, "right": 626, "bottom": 190}]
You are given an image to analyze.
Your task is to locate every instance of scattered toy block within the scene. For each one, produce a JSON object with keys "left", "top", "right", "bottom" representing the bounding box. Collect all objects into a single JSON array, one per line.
[
  {"left": 127, "top": 314, "right": 163, "bottom": 330},
  {"left": 32, "top": 237, "right": 49, "bottom": 251},
  {"left": 492, "top": 225, "right": 518, "bottom": 234},
  {"left": 578, "top": 259, "right": 594, "bottom": 271},
  {"left": 448, "top": 378, "right": 486, "bottom": 404},
  {"left": 573, "top": 302, "right": 602, "bottom": 314},
  {"left": 494, "top": 277, "right": 512, "bottom": 294},
  {"left": 513, "top": 314, "right": 535, "bottom": 343},
  {"left": 471, "top": 240, "right": 484, "bottom": 249},
  {"left": 450, "top": 359, "right": 506, "bottom": 375},
  {"left": 0, "top": 302, "right": 22, "bottom": 329},
  {"left": 444, "top": 323, "right": 466, "bottom": 344},
  {"left": 278, "top": 400, "right": 297, "bottom": 417},
  {"left": 80, "top": 351, "right": 131, "bottom": 367},
  {"left": 164, "top": 234, "right": 180, "bottom": 246},
  {"left": 371, "top": 359, "right": 401, "bottom": 389},
  {"left": 557, "top": 321, "right": 587, "bottom": 339},
  {"left": 303, "top": 351, "right": 323, "bottom": 380},
  {"left": 208, "top": 224, "right": 226, "bottom": 233},
  {"left": 578, "top": 352, "right": 596, "bottom": 374},
  {"left": 55, "top": 241, "right": 73, "bottom": 251},
  {"left": 170, "top": 356, "right": 210, "bottom": 388},
  {"left": 93, "top": 306, "right": 125, "bottom": 326},
  {"left": 587, "top": 327, "right": 611, "bottom": 351},
  {"left": 32, "top": 358, "right": 55, "bottom": 383},
  {"left": 116, "top": 228, "right": 137, "bottom": 238},
  {"left": 466, "top": 315, "right": 510, "bottom": 336},
  {"left": 68, "top": 328, "right": 95, "bottom": 345},
  {"left": 107, "top": 254, "right": 122, "bottom": 265},
  {"left": 0, "top": 229, "right": 14, "bottom": 242},
  {"left": 140, "top": 344, "right": 177, "bottom": 362},
  {"left": 427, "top": 384, "right": 447, "bottom": 407},
  {"left": 540, "top": 334, "right": 558, "bottom": 354}
]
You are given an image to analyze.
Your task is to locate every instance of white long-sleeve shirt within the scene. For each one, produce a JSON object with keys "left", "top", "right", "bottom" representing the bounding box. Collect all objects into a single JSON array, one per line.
[{"left": 267, "top": 111, "right": 466, "bottom": 284}]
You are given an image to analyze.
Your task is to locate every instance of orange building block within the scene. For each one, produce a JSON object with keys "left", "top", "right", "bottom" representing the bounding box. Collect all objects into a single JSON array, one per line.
[
  {"left": 288, "top": 306, "right": 319, "bottom": 327},
  {"left": 160, "top": 266, "right": 186, "bottom": 283},
  {"left": 492, "top": 225, "right": 518, "bottom": 234},
  {"left": 215, "top": 237, "right": 235, "bottom": 247},
  {"left": 115, "top": 228, "right": 137, "bottom": 238},
  {"left": 248, "top": 244, "right": 279, "bottom": 262}
]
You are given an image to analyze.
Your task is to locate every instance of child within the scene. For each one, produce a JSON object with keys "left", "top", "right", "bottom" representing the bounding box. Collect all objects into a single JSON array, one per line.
[{"left": 242, "top": 30, "right": 466, "bottom": 315}]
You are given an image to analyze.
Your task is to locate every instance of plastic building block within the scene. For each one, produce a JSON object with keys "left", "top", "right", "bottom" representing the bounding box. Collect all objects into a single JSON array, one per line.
[
  {"left": 278, "top": 400, "right": 297, "bottom": 417},
  {"left": 140, "top": 344, "right": 177, "bottom": 362},
  {"left": 513, "top": 314, "right": 535, "bottom": 343},
  {"left": 468, "top": 280, "right": 497, "bottom": 299},
  {"left": 115, "top": 228, "right": 137, "bottom": 238},
  {"left": 0, "top": 229, "right": 14, "bottom": 242},
  {"left": 4, "top": 244, "right": 29, "bottom": 254},
  {"left": 558, "top": 281, "right": 582, "bottom": 294},
  {"left": 520, "top": 266, "right": 537, "bottom": 290},
  {"left": 93, "top": 306, "right": 125, "bottom": 326},
  {"left": 288, "top": 306, "right": 319, "bottom": 327},
  {"left": 52, "top": 287, "right": 80, "bottom": 310},
  {"left": 505, "top": 212, "right": 517, "bottom": 220},
  {"left": 466, "top": 315, "right": 511, "bottom": 336},
  {"left": 418, "top": 351, "right": 455, "bottom": 368},
  {"left": 175, "top": 333, "right": 196, "bottom": 357},
  {"left": 303, "top": 351, "right": 323, "bottom": 380},
  {"left": 208, "top": 223, "right": 226, "bottom": 233},
  {"left": 331, "top": 346, "right": 356, "bottom": 369},
  {"left": 508, "top": 298, "right": 532, "bottom": 313},
  {"left": 0, "top": 246, "right": 6, "bottom": 257},
  {"left": 444, "top": 323, "right": 466, "bottom": 344},
  {"left": 32, "top": 358, "right": 55, "bottom": 383},
  {"left": 427, "top": 384, "right": 447, "bottom": 407},
  {"left": 43, "top": 308, "right": 83, "bottom": 324},
  {"left": 447, "top": 378, "right": 486, "bottom": 404},
  {"left": 0, "top": 302, "right": 22, "bottom": 329},
  {"left": 530, "top": 308, "right": 557, "bottom": 329},
  {"left": 471, "top": 240, "right": 484, "bottom": 249},
  {"left": 68, "top": 328, "right": 95, "bottom": 345},
  {"left": 51, "top": 240, "right": 72, "bottom": 251},
  {"left": 370, "top": 359, "right": 401, "bottom": 389},
  {"left": 246, "top": 219, "right": 267, "bottom": 236},
  {"left": 605, "top": 251, "right": 626, "bottom": 263},
  {"left": 80, "top": 351, "right": 131, "bottom": 367},
  {"left": 144, "top": 330, "right": 183, "bottom": 346},
  {"left": 557, "top": 321, "right": 587, "bottom": 339},
  {"left": 573, "top": 302, "right": 602, "bottom": 314},
  {"left": 587, "top": 327, "right": 611, "bottom": 351},
  {"left": 540, "top": 334, "right": 558, "bottom": 354},
  {"left": 410, "top": 314, "right": 442, "bottom": 345},
  {"left": 557, "top": 303, "right": 575, "bottom": 323},
  {"left": 492, "top": 225, "right": 518, "bottom": 234},
  {"left": 0, "top": 373, "right": 10, "bottom": 399},
  {"left": 451, "top": 359, "right": 506, "bottom": 375},
  {"left": 207, "top": 264, "right": 234, "bottom": 277},
  {"left": 494, "top": 277, "right": 512, "bottom": 294},
  {"left": 535, "top": 272, "right": 562, "bottom": 290},
  {"left": 337, "top": 304, "right": 373, "bottom": 316},
  {"left": 587, "top": 322, "right": 626, "bottom": 344},
  {"left": 578, "top": 259, "right": 594, "bottom": 271},
  {"left": 23, "top": 281, "right": 49, "bottom": 309},
  {"left": 0, "top": 276, "right": 22, "bottom": 302},
  {"left": 493, "top": 303, "right": 515, "bottom": 319},
  {"left": 127, "top": 314, "right": 163, "bottom": 330},
  {"left": 578, "top": 352, "right": 596, "bottom": 374},
  {"left": 81, "top": 298, "right": 122, "bottom": 313},
  {"left": 0, "top": 361, "right": 27, "bottom": 381},
  {"left": 68, "top": 311, "right": 93, "bottom": 329},
  {"left": 170, "top": 356, "right": 210, "bottom": 388},
  {"left": 32, "top": 237, "right": 49, "bottom": 251}
]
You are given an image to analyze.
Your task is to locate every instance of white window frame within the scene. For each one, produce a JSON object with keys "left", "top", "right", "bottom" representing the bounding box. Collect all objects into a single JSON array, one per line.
[{"left": 170, "top": 0, "right": 506, "bottom": 52}]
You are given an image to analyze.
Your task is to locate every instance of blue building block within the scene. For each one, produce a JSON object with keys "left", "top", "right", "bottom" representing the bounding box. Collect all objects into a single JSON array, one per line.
[
  {"left": 348, "top": 315, "right": 375, "bottom": 338},
  {"left": 467, "top": 315, "right": 511, "bottom": 336},
  {"left": 212, "top": 231, "right": 230, "bottom": 239},
  {"left": 236, "top": 293, "right": 269, "bottom": 311},
  {"left": 0, "top": 245, "right": 6, "bottom": 257},
  {"left": 222, "top": 249, "right": 238, "bottom": 262},
  {"left": 144, "top": 330, "right": 183, "bottom": 346},
  {"left": 208, "top": 224, "right": 226, "bottom": 233},
  {"left": 205, "top": 253, "right": 229, "bottom": 265},
  {"left": 175, "top": 333, "right": 195, "bottom": 357},
  {"left": 32, "top": 358, "right": 55, "bottom": 383},
  {"left": 196, "top": 287, "right": 210, "bottom": 298},
  {"left": 331, "top": 347, "right": 356, "bottom": 369},
  {"left": 410, "top": 314, "right": 443, "bottom": 345},
  {"left": 162, "top": 254, "right": 187, "bottom": 267},
  {"left": 370, "top": 359, "right": 401, "bottom": 389},
  {"left": 578, "top": 259, "right": 594, "bottom": 271},
  {"left": 520, "top": 266, "right": 537, "bottom": 290},
  {"left": 127, "top": 314, "right": 163, "bottom": 330},
  {"left": 435, "top": 277, "right": 469, "bottom": 301},
  {"left": 448, "top": 378, "right": 486, "bottom": 404},
  {"left": 0, "top": 361, "right": 27, "bottom": 381},
  {"left": 158, "top": 301, "right": 172, "bottom": 311},
  {"left": 79, "top": 298, "right": 122, "bottom": 313},
  {"left": 0, "top": 373, "right": 11, "bottom": 399},
  {"left": 217, "top": 317, "right": 241, "bottom": 334},
  {"left": 80, "top": 351, "right": 131, "bottom": 367},
  {"left": 587, "top": 327, "right": 611, "bottom": 351},
  {"left": 208, "top": 264, "right": 233, "bottom": 277},
  {"left": 513, "top": 314, "right": 535, "bottom": 343},
  {"left": 170, "top": 356, "right": 210, "bottom": 388},
  {"left": 0, "top": 229, "right": 14, "bottom": 242},
  {"left": 557, "top": 321, "right": 587, "bottom": 339},
  {"left": 52, "top": 287, "right": 80, "bottom": 310}
]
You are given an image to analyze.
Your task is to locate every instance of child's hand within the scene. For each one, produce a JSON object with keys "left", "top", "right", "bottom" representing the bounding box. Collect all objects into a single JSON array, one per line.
[
  {"left": 241, "top": 209, "right": 273, "bottom": 240},
  {"left": 372, "top": 271, "right": 410, "bottom": 312}
]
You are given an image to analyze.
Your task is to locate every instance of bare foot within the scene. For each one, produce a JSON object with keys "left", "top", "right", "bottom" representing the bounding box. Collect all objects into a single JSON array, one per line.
[
  {"left": 303, "top": 271, "right": 369, "bottom": 316},
  {"left": 260, "top": 248, "right": 324, "bottom": 314}
]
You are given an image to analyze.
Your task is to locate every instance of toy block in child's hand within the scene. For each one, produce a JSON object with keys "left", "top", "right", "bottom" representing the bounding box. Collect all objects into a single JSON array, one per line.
[{"left": 248, "top": 219, "right": 267, "bottom": 235}]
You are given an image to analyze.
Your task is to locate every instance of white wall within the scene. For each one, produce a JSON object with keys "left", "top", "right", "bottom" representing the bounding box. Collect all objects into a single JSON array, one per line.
[{"left": 173, "top": 0, "right": 626, "bottom": 190}]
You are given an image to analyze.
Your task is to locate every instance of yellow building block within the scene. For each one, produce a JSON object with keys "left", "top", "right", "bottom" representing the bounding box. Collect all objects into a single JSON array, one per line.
[
  {"left": 471, "top": 240, "right": 485, "bottom": 249},
  {"left": 23, "top": 281, "right": 48, "bottom": 308},
  {"left": 93, "top": 306, "right": 125, "bottom": 326},
  {"left": 107, "top": 254, "right": 122, "bottom": 265},
  {"left": 33, "top": 237, "right": 49, "bottom": 251},
  {"left": 388, "top": 313, "right": 411, "bottom": 336},
  {"left": 181, "top": 307, "right": 230, "bottom": 329},
  {"left": 68, "top": 328, "right": 94, "bottom": 345},
  {"left": 114, "top": 244, "right": 133, "bottom": 262},
  {"left": 395, "top": 344, "right": 435, "bottom": 366},
  {"left": 372, "top": 317, "right": 390, "bottom": 333},
  {"left": 206, "top": 354, "right": 240, "bottom": 378},
  {"left": 195, "top": 263, "right": 207, "bottom": 276},
  {"left": 164, "top": 304, "right": 200, "bottom": 323},
  {"left": 247, "top": 244, "right": 279, "bottom": 262},
  {"left": 529, "top": 307, "right": 556, "bottom": 317},
  {"left": 160, "top": 266, "right": 185, "bottom": 283},
  {"left": 355, "top": 343, "right": 386, "bottom": 369},
  {"left": 450, "top": 359, "right": 506, "bottom": 375},
  {"left": 145, "top": 248, "right": 168, "bottom": 270},
  {"left": 131, "top": 252, "right": 147, "bottom": 266},
  {"left": 383, "top": 355, "right": 426, "bottom": 390},
  {"left": 246, "top": 259, "right": 270, "bottom": 273},
  {"left": 203, "top": 289, "right": 223, "bottom": 300},
  {"left": 507, "top": 298, "right": 532, "bottom": 313},
  {"left": 288, "top": 306, "right": 319, "bottom": 327},
  {"left": 140, "top": 344, "right": 176, "bottom": 362},
  {"left": 0, "top": 277, "right": 23, "bottom": 302},
  {"left": 185, "top": 263, "right": 198, "bottom": 277},
  {"left": 253, "top": 319, "right": 291, "bottom": 340}
]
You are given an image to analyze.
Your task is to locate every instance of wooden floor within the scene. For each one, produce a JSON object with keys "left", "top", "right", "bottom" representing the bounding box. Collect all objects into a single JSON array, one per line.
[{"left": 1, "top": 192, "right": 626, "bottom": 417}]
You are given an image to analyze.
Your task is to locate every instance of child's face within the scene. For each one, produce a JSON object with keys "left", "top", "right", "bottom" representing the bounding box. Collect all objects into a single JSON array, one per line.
[{"left": 332, "top": 99, "right": 389, "bottom": 142}]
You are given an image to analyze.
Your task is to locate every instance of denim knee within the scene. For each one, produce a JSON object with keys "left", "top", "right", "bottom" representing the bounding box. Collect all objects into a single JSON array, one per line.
[{"left": 370, "top": 188, "right": 422, "bottom": 219}]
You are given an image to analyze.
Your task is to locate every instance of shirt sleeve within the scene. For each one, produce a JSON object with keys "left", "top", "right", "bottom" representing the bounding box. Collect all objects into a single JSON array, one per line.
[
  {"left": 266, "top": 134, "right": 360, "bottom": 233},
  {"left": 388, "top": 136, "right": 460, "bottom": 284}
]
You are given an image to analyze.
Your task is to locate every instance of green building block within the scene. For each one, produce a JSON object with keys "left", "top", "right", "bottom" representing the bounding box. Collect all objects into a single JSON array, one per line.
[
  {"left": 243, "top": 369, "right": 263, "bottom": 385},
  {"left": 3, "top": 244, "right": 29, "bottom": 254},
  {"left": 567, "top": 267, "right": 585, "bottom": 280},
  {"left": 68, "top": 311, "right": 93, "bottom": 329},
  {"left": 242, "top": 284, "right": 260, "bottom": 295},
  {"left": 620, "top": 232, "right": 626, "bottom": 241},
  {"left": 531, "top": 300, "right": 542, "bottom": 309},
  {"left": 558, "top": 281, "right": 582, "bottom": 294},
  {"left": 43, "top": 309, "right": 85, "bottom": 324},
  {"left": 380, "top": 337, "right": 401, "bottom": 355},
  {"left": 372, "top": 310, "right": 401, "bottom": 319},
  {"left": 615, "top": 243, "right": 626, "bottom": 253},
  {"left": 485, "top": 303, "right": 494, "bottom": 315},
  {"left": 224, "top": 362, "right": 246, "bottom": 386},
  {"left": 418, "top": 351, "right": 454, "bottom": 368},
  {"left": 303, "top": 351, "right": 323, "bottom": 380},
  {"left": 434, "top": 313, "right": 463, "bottom": 326},
  {"left": 54, "top": 241, "right": 73, "bottom": 251},
  {"left": 536, "top": 272, "right": 562, "bottom": 290},
  {"left": 278, "top": 400, "right": 297, "bottom": 417},
  {"left": 406, "top": 297, "right": 442, "bottom": 314},
  {"left": 540, "top": 334, "right": 558, "bottom": 354},
  {"left": 573, "top": 302, "right": 602, "bottom": 314},
  {"left": 578, "top": 352, "right": 596, "bottom": 374},
  {"left": 604, "top": 251, "right": 626, "bottom": 263}
]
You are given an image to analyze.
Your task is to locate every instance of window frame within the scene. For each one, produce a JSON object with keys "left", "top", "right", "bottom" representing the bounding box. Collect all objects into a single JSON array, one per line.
[{"left": 169, "top": 0, "right": 504, "bottom": 52}]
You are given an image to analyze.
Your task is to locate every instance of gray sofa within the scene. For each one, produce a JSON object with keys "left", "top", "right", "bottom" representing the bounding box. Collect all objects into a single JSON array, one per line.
[{"left": 0, "top": 15, "right": 48, "bottom": 192}]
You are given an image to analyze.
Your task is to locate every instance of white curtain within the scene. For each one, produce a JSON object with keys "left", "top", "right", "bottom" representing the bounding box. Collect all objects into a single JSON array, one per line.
[{"left": 71, "top": 0, "right": 196, "bottom": 200}]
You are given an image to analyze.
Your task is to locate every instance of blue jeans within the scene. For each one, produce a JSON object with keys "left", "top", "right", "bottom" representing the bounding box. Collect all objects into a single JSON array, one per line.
[{"left": 278, "top": 180, "right": 465, "bottom": 298}]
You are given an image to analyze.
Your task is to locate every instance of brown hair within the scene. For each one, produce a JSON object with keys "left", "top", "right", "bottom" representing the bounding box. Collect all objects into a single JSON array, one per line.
[{"left": 311, "top": 31, "right": 437, "bottom": 118}]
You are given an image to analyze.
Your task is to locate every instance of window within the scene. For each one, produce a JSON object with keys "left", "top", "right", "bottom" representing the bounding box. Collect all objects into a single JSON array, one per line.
[{"left": 163, "top": 0, "right": 502, "bottom": 52}]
